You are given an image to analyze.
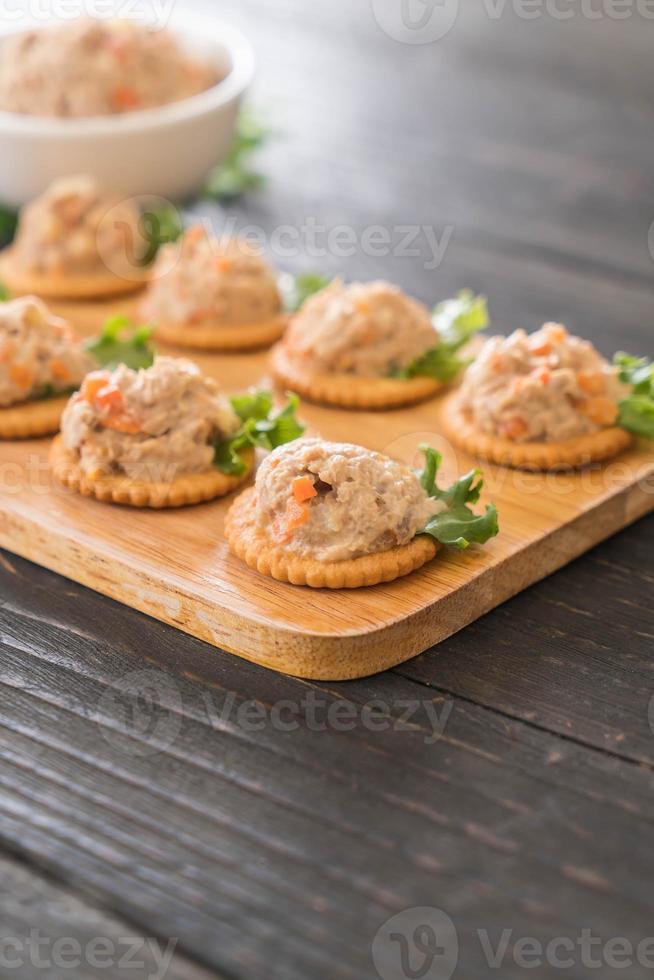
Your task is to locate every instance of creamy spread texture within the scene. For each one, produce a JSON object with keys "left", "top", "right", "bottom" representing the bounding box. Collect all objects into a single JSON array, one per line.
[
  {"left": 0, "top": 296, "right": 93, "bottom": 407},
  {"left": 459, "top": 323, "right": 627, "bottom": 443},
  {"left": 143, "top": 228, "right": 282, "bottom": 327},
  {"left": 12, "top": 176, "right": 147, "bottom": 278},
  {"left": 0, "top": 19, "right": 218, "bottom": 117},
  {"left": 61, "top": 356, "right": 240, "bottom": 480},
  {"left": 283, "top": 280, "right": 439, "bottom": 377},
  {"left": 254, "top": 439, "right": 442, "bottom": 562}
]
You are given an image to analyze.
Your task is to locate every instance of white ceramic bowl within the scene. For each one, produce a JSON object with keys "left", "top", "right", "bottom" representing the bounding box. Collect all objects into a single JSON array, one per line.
[{"left": 0, "top": 20, "right": 255, "bottom": 207}]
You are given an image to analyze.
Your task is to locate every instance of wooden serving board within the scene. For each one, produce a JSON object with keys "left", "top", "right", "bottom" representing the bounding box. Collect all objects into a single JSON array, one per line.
[{"left": 1, "top": 297, "right": 653, "bottom": 680}]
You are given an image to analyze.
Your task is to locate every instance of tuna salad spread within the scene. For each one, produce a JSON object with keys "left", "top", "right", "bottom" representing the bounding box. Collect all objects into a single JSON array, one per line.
[
  {"left": 143, "top": 227, "right": 283, "bottom": 327},
  {"left": 0, "top": 296, "right": 93, "bottom": 407},
  {"left": 253, "top": 439, "right": 443, "bottom": 562},
  {"left": 0, "top": 19, "right": 219, "bottom": 118},
  {"left": 282, "top": 280, "right": 439, "bottom": 377},
  {"left": 459, "top": 323, "right": 628, "bottom": 443},
  {"left": 61, "top": 357, "right": 240, "bottom": 480},
  {"left": 11, "top": 176, "right": 146, "bottom": 278}
]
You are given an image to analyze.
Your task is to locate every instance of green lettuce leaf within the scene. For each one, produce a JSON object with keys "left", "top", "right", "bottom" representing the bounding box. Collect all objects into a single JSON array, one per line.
[
  {"left": 0, "top": 205, "right": 17, "bottom": 247},
  {"left": 614, "top": 352, "right": 654, "bottom": 439},
  {"left": 86, "top": 316, "right": 155, "bottom": 371},
  {"left": 138, "top": 204, "right": 184, "bottom": 265},
  {"left": 214, "top": 393, "right": 305, "bottom": 475},
  {"left": 0, "top": 280, "right": 10, "bottom": 301},
  {"left": 400, "top": 290, "right": 489, "bottom": 383},
  {"left": 417, "top": 445, "right": 499, "bottom": 550},
  {"left": 280, "top": 272, "right": 332, "bottom": 312},
  {"left": 204, "top": 109, "right": 271, "bottom": 201}
]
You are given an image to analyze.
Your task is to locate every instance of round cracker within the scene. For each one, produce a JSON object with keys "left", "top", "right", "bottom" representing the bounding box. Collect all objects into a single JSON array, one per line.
[
  {"left": 441, "top": 393, "right": 634, "bottom": 471},
  {"left": 0, "top": 395, "right": 68, "bottom": 439},
  {"left": 0, "top": 248, "right": 147, "bottom": 300},
  {"left": 150, "top": 313, "right": 288, "bottom": 352},
  {"left": 270, "top": 344, "right": 443, "bottom": 410},
  {"left": 50, "top": 436, "right": 253, "bottom": 508},
  {"left": 225, "top": 487, "right": 439, "bottom": 588}
]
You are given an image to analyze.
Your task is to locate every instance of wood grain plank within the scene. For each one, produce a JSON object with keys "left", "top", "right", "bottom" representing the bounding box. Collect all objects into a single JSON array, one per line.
[
  {"left": 2, "top": 571, "right": 654, "bottom": 977},
  {"left": 0, "top": 851, "right": 217, "bottom": 980}
]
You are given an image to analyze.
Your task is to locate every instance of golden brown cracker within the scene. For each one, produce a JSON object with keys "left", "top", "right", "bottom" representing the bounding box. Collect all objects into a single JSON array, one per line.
[
  {"left": 0, "top": 249, "right": 147, "bottom": 300},
  {"left": 441, "top": 393, "right": 634, "bottom": 471},
  {"left": 50, "top": 437, "right": 253, "bottom": 508},
  {"left": 225, "top": 487, "right": 439, "bottom": 588},
  {"left": 0, "top": 395, "right": 68, "bottom": 439},
  {"left": 151, "top": 314, "right": 288, "bottom": 351},
  {"left": 270, "top": 344, "right": 443, "bottom": 410}
]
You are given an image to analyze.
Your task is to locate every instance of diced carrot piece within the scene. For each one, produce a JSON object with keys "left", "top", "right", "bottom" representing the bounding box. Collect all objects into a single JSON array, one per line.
[
  {"left": 215, "top": 256, "right": 233, "bottom": 273},
  {"left": 95, "top": 384, "right": 124, "bottom": 413},
  {"left": 543, "top": 323, "right": 568, "bottom": 343},
  {"left": 9, "top": 363, "right": 33, "bottom": 389},
  {"left": 489, "top": 353, "right": 505, "bottom": 373},
  {"left": 292, "top": 476, "right": 317, "bottom": 504},
  {"left": 81, "top": 371, "right": 111, "bottom": 403},
  {"left": 581, "top": 397, "right": 618, "bottom": 427},
  {"left": 102, "top": 414, "right": 141, "bottom": 435},
  {"left": 534, "top": 367, "right": 551, "bottom": 385},
  {"left": 577, "top": 370, "right": 604, "bottom": 396},
  {"left": 273, "top": 498, "right": 310, "bottom": 543},
  {"left": 111, "top": 85, "right": 140, "bottom": 110},
  {"left": 503, "top": 416, "right": 528, "bottom": 440},
  {"left": 50, "top": 357, "right": 70, "bottom": 382},
  {"left": 529, "top": 339, "right": 551, "bottom": 357}
]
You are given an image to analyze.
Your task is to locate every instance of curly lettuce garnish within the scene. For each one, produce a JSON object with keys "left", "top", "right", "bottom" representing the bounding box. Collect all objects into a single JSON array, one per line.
[
  {"left": 204, "top": 109, "right": 271, "bottom": 201},
  {"left": 85, "top": 316, "right": 156, "bottom": 371},
  {"left": 214, "top": 392, "right": 305, "bottom": 475},
  {"left": 614, "top": 352, "right": 654, "bottom": 439},
  {"left": 138, "top": 205, "right": 184, "bottom": 266},
  {"left": 0, "top": 281, "right": 10, "bottom": 301},
  {"left": 398, "top": 290, "right": 489, "bottom": 383},
  {"left": 280, "top": 272, "right": 332, "bottom": 312},
  {"left": 417, "top": 445, "right": 499, "bottom": 549}
]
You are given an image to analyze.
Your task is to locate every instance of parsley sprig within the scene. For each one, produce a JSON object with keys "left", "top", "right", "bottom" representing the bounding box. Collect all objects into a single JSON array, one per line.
[
  {"left": 614, "top": 352, "right": 654, "bottom": 439},
  {"left": 214, "top": 391, "right": 305, "bottom": 475},
  {"left": 85, "top": 316, "right": 156, "bottom": 371},
  {"left": 417, "top": 445, "right": 499, "bottom": 549},
  {"left": 399, "top": 290, "right": 489, "bottom": 383}
]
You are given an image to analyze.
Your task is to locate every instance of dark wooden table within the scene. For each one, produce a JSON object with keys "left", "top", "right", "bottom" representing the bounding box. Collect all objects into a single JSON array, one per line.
[{"left": 1, "top": 3, "right": 653, "bottom": 978}]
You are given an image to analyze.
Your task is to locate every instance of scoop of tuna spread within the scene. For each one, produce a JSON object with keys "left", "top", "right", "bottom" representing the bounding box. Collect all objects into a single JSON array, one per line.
[
  {"left": 283, "top": 280, "right": 439, "bottom": 377},
  {"left": 142, "top": 228, "right": 283, "bottom": 327},
  {"left": 459, "top": 323, "right": 628, "bottom": 443},
  {"left": 12, "top": 176, "right": 147, "bottom": 278},
  {"left": 61, "top": 356, "right": 240, "bottom": 481},
  {"left": 0, "top": 296, "right": 94, "bottom": 407},
  {"left": 0, "top": 19, "right": 219, "bottom": 118},
  {"left": 254, "top": 438, "right": 443, "bottom": 562}
]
